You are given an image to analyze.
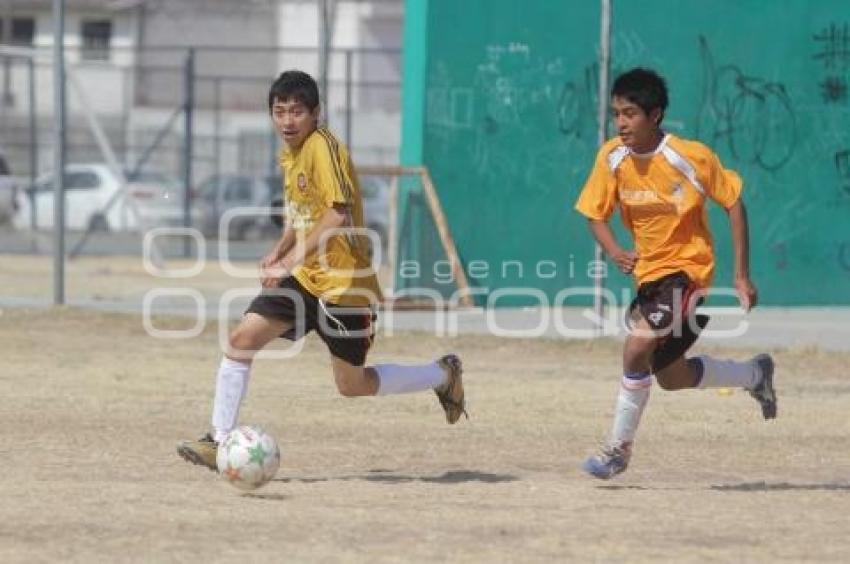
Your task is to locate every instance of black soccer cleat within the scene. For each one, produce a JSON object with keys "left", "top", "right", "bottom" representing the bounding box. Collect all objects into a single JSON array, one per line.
[{"left": 748, "top": 354, "right": 777, "bottom": 420}]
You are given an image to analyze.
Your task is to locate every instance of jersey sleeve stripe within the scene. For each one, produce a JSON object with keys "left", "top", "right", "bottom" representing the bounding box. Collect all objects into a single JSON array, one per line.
[
  {"left": 607, "top": 145, "right": 630, "bottom": 172},
  {"left": 660, "top": 145, "right": 707, "bottom": 196},
  {"left": 317, "top": 128, "right": 353, "bottom": 204}
]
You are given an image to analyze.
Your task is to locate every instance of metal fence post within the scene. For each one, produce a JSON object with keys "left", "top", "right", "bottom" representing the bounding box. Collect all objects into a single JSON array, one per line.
[
  {"left": 268, "top": 127, "right": 278, "bottom": 178},
  {"left": 345, "top": 49, "right": 352, "bottom": 149},
  {"left": 53, "top": 0, "right": 66, "bottom": 305},
  {"left": 318, "top": 0, "right": 331, "bottom": 119},
  {"left": 214, "top": 76, "right": 221, "bottom": 184},
  {"left": 593, "top": 0, "right": 612, "bottom": 335},
  {"left": 183, "top": 47, "right": 195, "bottom": 258},
  {"left": 28, "top": 55, "right": 38, "bottom": 229},
  {"left": 2, "top": 18, "right": 12, "bottom": 107}
]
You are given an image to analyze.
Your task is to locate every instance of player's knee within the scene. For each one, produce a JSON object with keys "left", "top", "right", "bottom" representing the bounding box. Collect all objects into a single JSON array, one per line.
[
  {"left": 623, "top": 344, "right": 654, "bottom": 372},
  {"left": 228, "top": 327, "right": 260, "bottom": 358},
  {"left": 655, "top": 374, "right": 677, "bottom": 391},
  {"left": 655, "top": 371, "right": 688, "bottom": 391},
  {"left": 334, "top": 374, "right": 362, "bottom": 397}
]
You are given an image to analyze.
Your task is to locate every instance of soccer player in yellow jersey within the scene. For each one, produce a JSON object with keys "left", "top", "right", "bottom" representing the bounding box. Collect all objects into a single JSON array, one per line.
[
  {"left": 178, "top": 71, "right": 466, "bottom": 471},
  {"left": 574, "top": 68, "right": 776, "bottom": 479}
]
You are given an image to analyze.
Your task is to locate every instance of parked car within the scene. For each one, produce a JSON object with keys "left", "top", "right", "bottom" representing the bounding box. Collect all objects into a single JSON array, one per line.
[
  {"left": 126, "top": 170, "right": 193, "bottom": 229},
  {"left": 359, "top": 175, "right": 390, "bottom": 247},
  {"left": 196, "top": 174, "right": 284, "bottom": 240},
  {"left": 0, "top": 152, "right": 19, "bottom": 225},
  {"left": 13, "top": 164, "right": 193, "bottom": 232}
]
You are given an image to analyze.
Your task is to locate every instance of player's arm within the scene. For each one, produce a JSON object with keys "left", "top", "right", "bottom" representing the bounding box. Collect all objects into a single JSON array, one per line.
[
  {"left": 262, "top": 224, "right": 296, "bottom": 266},
  {"left": 587, "top": 219, "right": 638, "bottom": 274},
  {"left": 725, "top": 199, "right": 757, "bottom": 310},
  {"left": 259, "top": 225, "right": 296, "bottom": 287},
  {"left": 702, "top": 147, "right": 756, "bottom": 310},
  {"left": 575, "top": 145, "right": 638, "bottom": 275},
  {"left": 282, "top": 204, "right": 347, "bottom": 270},
  {"left": 261, "top": 205, "right": 348, "bottom": 288}
]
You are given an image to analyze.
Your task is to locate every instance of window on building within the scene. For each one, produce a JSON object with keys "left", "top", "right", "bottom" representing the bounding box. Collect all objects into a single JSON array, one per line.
[
  {"left": 12, "top": 18, "right": 35, "bottom": 46},
  {"left": 81, "top": 20, "right": 112, "bottom": 61}
]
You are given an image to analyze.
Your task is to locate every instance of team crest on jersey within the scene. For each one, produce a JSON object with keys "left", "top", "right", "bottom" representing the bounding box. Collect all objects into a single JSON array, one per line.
[{"left": 297, "top": 173, "right": 308, "bottom": 193}]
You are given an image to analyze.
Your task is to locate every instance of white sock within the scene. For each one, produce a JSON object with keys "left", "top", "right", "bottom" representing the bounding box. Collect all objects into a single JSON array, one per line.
[
  {"left": 693, "top": 356, "right": 758, "bottom": 389},
  {"left": 610, "top": 372, "right": 652, "bottom": 445},
  {"left": 211, "top": 357, "right": 252, "bottom": 443},
  {"left": 374, "top": 362, "right": 446, "bottom": 395}
]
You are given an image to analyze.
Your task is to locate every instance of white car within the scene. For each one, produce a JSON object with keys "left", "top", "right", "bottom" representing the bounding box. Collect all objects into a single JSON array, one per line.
[
  {"left": 14, "top": 163, "right": 192, "bottom": 232},
  {"left": 127, "top": 170, "right": 195, "bottom": 229},
  {"left": 0, "top": 152, "right": 19, "bottom": 225}
]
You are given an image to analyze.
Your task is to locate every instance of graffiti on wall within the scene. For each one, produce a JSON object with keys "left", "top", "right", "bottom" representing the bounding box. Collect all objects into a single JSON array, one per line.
[
  {"left": 813, "top": 23, "right": 850, "bottom": 104},
  {"left": 696, "top": 36, "right": 797, "bottom": 171}
]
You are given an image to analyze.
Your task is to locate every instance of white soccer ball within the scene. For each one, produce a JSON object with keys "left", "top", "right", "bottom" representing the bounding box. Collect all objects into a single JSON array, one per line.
[{"left": 216, "top": 425, "right": 280, "bottom": 491}]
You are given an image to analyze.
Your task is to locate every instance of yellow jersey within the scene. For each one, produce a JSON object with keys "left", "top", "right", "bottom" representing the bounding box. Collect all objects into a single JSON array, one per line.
[
  {"left": 575, "top": 134, "right": 742, "bottom": 288},
  {"left": 280, "top": 127, "right": 382, "bottom": 306}
]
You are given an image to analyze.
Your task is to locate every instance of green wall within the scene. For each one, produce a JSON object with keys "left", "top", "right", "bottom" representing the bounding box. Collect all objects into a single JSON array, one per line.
[{"left": 401, "top": 0, "right": 850, "bottom": 305}]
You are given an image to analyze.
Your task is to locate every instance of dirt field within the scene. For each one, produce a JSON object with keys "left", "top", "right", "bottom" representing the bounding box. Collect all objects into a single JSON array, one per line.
[
  {"left": 0, "top": 252, "right": 393, "bottom": 305},
  {"left": 1, "top": 304, "right": 849, "bottom": 563}
]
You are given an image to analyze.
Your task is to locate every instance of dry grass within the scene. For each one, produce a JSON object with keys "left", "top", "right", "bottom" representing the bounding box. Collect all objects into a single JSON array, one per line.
[{"left": 1, "top": 306, "right": 848, "bottom": 562}]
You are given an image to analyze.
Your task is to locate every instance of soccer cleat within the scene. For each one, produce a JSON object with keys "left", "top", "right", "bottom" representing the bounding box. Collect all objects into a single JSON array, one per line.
[
  {"left": 748, "top": 353, "right": 777, "bottom": 420},
  {"left": 177, "top": 433, "right": 219, "bottom": 471},
  {"left": 581, "top": 442, "right": 632, "bottom": 480},
  {"left": 434, "top": 354, "right": 468, "bottom": 424}
]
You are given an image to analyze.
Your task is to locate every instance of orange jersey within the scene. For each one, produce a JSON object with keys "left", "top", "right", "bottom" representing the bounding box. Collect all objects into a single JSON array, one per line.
[{"left": 575, "top": 134, "right": 742, "bottom": 288}]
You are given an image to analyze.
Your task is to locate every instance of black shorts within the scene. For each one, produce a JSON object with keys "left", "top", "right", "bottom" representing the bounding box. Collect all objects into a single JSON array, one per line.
[
  {"left": 627, "top": 271, "right": 710, "bottom": 372},
  {"left": 245, "top": 276, "right": 376, "bottom": 366}
]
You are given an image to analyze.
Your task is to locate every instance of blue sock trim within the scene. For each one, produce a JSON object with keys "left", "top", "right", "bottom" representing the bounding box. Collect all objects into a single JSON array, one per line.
[
  {"left": 624, "top": 371, "right": 651, "bottom": 381},
  {"left": 687, "top": 357, "right": 704, "bottom": 387}
]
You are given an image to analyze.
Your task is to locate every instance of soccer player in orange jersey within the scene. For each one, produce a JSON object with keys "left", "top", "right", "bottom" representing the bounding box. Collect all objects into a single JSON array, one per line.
[
  {"left": 574, "top": 68, "right": 776, "bottom": 479},
  {"left": 177, "top": 71, "right": 466, "bottom": 471}
]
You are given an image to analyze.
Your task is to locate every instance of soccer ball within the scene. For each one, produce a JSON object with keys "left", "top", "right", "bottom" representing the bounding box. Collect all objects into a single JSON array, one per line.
[{"left": 216, "top": 425, "right": 280, "bottom": 491}]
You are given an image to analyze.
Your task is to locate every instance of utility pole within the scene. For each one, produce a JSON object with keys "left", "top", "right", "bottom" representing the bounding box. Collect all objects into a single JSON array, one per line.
[
  {"left": 53, "top": 0, "right": 67, "bottom": 305},
  {"left": 2, "top": 0, "right": 14, "bottom": 108},
  {"left": 318, "top": 0, "right": 336, "bottom": 122},
  {"left": 183, "top": 47, "right": 195, "bottom": 258}
]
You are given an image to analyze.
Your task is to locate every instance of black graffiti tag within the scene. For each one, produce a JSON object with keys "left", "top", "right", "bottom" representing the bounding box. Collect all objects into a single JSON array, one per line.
[
  {"left": 557, "top": 64, "right": 598, "bottom": 139},
  {"left": 696, "top": 36, "right": 797, "bottom": 171},
  {"left": 813, "top": 23, "right": 850, "bottom": 71},
  {"left": 836, "top": 150, "right": 850, "bottom": 196},
  {"left": 820, "top": 76, "right": 848, "bottom": 104},
  {"left": 771, "top": 242, "right": 788, "bottom": 271},
  {"left": 839, "top": 242, "right": 850, "bottom": 273}
]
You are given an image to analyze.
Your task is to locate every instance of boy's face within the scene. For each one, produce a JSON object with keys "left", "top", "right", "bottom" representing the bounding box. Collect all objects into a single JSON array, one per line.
[
  {"left": 611, "top": 96, "right": 662, "bottom": 151},
  {"left": 271, "top": 97, "right": 319, "bottom": 150}
]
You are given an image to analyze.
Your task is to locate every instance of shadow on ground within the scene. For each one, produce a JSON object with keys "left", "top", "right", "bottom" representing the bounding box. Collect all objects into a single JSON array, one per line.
[
  {"left": 711, "top": 481, "right": 850, "bottom": 492},
  {"left": 274, "top": 469, "right": 518, "bottom": 485}
]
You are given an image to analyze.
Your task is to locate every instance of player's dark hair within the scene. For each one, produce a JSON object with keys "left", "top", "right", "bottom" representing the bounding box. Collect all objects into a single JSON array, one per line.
[
  {"left": 611, "top": 68, "right": 668, "bottom": 123},
  {"left": 268, "top": 70, "right": 320, "bottom": 112}
]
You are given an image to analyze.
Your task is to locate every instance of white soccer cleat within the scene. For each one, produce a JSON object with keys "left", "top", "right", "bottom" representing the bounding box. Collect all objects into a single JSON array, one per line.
[{"left": 582, "top": 442, "right": 632, "bottom": 480}]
